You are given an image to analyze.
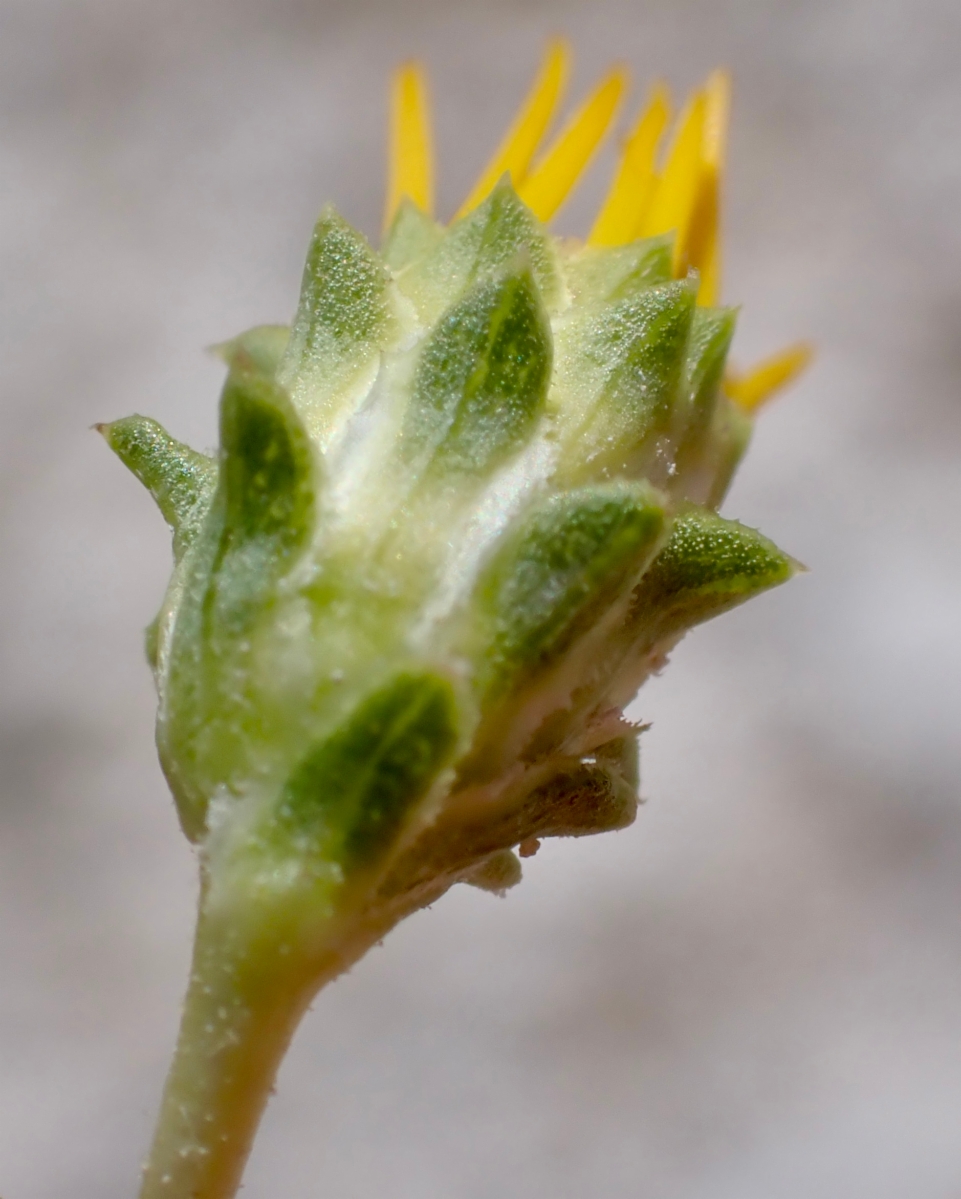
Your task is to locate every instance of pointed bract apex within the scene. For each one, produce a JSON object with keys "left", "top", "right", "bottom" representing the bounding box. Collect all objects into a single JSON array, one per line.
[
  {"left": 279, "top": 205, "right": 394, "bottom": 441},
  {"left": 98, "top": 416, "right": 217, "bottom": 557},
  {"left": 209, "top": 325, "right": 290, "bottom": 380},
  {"left": 397, "top": 176, "right": 565, "bottom": 321},
  {"left": 382, "top": 198, "right": 444, "bottom": 272},
  {"left": 628, "top": 506, "right": 798, "bottom": 653}
]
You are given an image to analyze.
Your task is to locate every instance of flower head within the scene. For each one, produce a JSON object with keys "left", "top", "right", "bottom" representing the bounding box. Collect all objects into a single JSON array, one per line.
[{"left": 103, "top": 44, "right": 809, "bottom": 1199}]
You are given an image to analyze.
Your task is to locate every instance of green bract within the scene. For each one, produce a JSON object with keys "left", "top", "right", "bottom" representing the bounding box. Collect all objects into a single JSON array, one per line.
[{"left": 102, "top": 181, "right": 796, "bottom": 1199}]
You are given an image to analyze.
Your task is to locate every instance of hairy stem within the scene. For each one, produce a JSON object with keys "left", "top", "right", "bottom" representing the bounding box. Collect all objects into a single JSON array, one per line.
[
  {"left": 138, "top": 889, "right": 325, "bottom": 1199},
  {"left": 137, "top": 856, "right": 425, "bottom": 1199}
]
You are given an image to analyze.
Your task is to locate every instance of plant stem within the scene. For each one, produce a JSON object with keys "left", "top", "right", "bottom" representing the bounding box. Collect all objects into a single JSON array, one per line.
[
  {"left": 138, "top": 888, "right": 325, "bottom": 1199},
  {"left": 136, "top": 806, "right": 450, "bottom": 1199}
]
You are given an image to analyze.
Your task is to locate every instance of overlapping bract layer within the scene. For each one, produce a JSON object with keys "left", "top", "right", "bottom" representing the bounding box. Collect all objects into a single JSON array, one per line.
[{"left": 103, "top": 182, "right": 794, "bottom": 908}]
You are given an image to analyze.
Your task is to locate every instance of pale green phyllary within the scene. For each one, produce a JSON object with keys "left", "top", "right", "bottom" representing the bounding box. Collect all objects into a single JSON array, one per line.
[{"left": 102, "top": 42, "right": 809, "bottom": 1199}]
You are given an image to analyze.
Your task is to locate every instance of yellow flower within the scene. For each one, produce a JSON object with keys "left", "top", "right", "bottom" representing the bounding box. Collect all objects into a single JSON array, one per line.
[{"left": 385, "top": 38, "right": 812, "bottom": 413}]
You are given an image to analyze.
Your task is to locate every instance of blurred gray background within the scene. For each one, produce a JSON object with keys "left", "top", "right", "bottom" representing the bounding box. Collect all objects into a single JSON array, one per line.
[{"left": 2, "top": 0, "right": 960, "bottom": 1195}]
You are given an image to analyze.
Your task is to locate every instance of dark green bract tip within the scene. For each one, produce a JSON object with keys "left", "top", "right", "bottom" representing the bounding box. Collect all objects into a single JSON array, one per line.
[
  {"left": 628, "top": 506, "right": 798, "bottom": 651},
  {"left": 403, "top": 262, "right": 553, "bottom": 479},
  {"left": 475, "top": 482, "right": 668, "bottom": 696},
  {"left": 276, "top": 672, "right": 459, "bottom": 870},
  {"left": 218, "top": 368, "right": 314, "bottom": 549}
]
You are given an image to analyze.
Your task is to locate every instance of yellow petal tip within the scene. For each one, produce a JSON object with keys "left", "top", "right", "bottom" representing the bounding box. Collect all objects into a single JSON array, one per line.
[
  {"left": 384, "top": 60, "right": 435, "bottom": 234},
  {"left": 588, "top": 79, "right": 672, "bottom": 246},
  {"left": 726, "top": 342, "right": 814, "bottom": 412},
  {"left": 518, "top": 64, "right": 628, "bottom": 223},
  {"left": 455, "top": 38, "right": 573, "bottom": 220}
]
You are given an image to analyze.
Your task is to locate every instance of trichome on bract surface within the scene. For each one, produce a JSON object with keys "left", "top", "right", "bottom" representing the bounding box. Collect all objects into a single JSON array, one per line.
[{"left": 101, "top": 39, "right": 809, "bottom": 1199}]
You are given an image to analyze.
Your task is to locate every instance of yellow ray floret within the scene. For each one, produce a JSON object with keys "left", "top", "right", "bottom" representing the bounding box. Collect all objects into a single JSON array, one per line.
[
  {"left": 456, "top": 38, "right": 571, "bottom": 219},
  {"left": 384, "top": 61, "right": 434, "bottom": 232},
  {"left": 381, "top": 45, "right": 811, "bottom": 413},
  {"left": 686, "top": 69, "right": 731, "bottom": 305},
  {"left": 696, "top": 217, "right": 722, "bottom": 307},
  {"left": 639, "top": 86, "right": 706, "bottom": 272},
  {"left": 588, "top": 82, "right": 671, "bottom": 247},
  {"left": 725, "top": 343, "right": 814, "bottom": 411},
  {"left": 518, "top": 66, "right": 628, "bottom": 223}
]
